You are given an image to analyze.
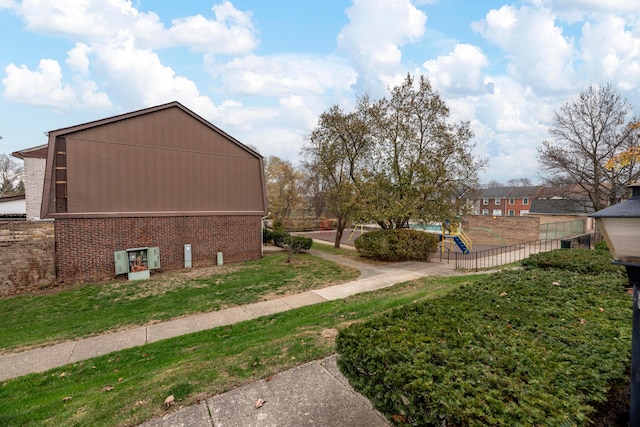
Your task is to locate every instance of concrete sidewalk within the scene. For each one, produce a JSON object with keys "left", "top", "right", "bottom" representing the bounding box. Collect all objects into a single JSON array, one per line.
[
  {"left": 0, "top": 247, "right": 462, "bottom": 426},
  {"left": 140, "top": 355, "right": 389, "bottom": 427}
]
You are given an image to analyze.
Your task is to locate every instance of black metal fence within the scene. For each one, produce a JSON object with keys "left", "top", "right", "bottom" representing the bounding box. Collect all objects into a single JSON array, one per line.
[{"left": 452, "top": 233, "right": 594, "bottom": 271}]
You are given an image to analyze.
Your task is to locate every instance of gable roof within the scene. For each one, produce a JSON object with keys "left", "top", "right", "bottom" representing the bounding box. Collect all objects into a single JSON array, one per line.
[
  {"left": 478, "top": 186, "right": 544, "bottom": 199},
  {"left": 12, "top": 144, "right": 48, "bottom": 159},
  {"left": 529, "top": 198, "right": 594, "bottom": 215},
  {"left": 40, "top": 101, "right": 267, "bottom": 218}
]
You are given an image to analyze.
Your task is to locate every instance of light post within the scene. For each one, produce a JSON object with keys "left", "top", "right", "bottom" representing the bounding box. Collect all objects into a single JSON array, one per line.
[{"left": 590, "top": 183, "right": 640, "bottom": 425}]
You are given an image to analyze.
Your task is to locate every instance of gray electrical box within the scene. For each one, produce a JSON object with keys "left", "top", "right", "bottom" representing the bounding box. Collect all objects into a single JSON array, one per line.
[
  {"left": 113, "top": 247, "right": 160, "bottom": 280},
  {"left": 184, "top": 244, "right": 192, "bottom": 268}
]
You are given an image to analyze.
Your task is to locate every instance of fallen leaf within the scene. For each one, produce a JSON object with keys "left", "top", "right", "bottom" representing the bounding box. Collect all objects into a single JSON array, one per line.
[
  {"left": 100, "top": 385, "right": 114, "bottom": 392},
  {"left": 552, "top": 281, "right": 561, "bottom": 286},
  {"left": 580, "top": 319, "right": 587, "bottom": 324},
  {"left": 264, "top": 375, "right": 274, "bottom": 382},
  {"left": 59, "top": 372, "right": 66, "bottom": 377},
  {"left": 500, "top": 292, "right": 507, "bottom": 297},
  {"left": 255, "top": 398, "right": 266, "bottom": 408},
  {"left": 164, "top": 395, "right": 175, "bottom": 408},
  {"left": 599, "top": 307, "right": 605, "bottom": 311},
  {"left": 118, "top": 377, "right": 124, "bottom": 382},
  {"left": 62, "top": 396, "right": 72, "bottom": 402}
]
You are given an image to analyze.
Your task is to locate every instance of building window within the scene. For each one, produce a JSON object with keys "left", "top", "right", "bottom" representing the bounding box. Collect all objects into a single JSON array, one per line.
[
  {"left": 523, "top": 198, "right": 529, "bottom": 205},
  {"left": 508, "top": 210, "right": 515, "bottom": 216},
  {"left": 494, "top": 198, "right": 501, "bottom": 205},
  {"left": 482, "top": 209, "right": 489, "bottom": 216},
  {"left": 509, "top": 198, "right": 515, "bottom": 205},
  {"left": 493, "top": 209, "right": 502, "bottom": 216},
  {"left": 483, "top": 198, "right": 489, "bottom": 205}
]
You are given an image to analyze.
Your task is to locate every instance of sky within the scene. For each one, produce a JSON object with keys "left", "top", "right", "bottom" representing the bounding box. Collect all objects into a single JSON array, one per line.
[{"left": 1, "top": 0, "right": 640, "bottom": 185}]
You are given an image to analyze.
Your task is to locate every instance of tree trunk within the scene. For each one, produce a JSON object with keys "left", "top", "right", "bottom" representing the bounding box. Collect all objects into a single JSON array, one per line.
[{"left": 334, "top": 218, "right": 347, "bottom": 248}]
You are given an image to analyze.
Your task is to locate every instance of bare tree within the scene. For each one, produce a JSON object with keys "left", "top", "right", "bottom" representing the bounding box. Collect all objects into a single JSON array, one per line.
[
  {"left": 0, "top": 153, "right": 24, "bottom": 197},
  {"left": 506, "top": 178, "right": 533, "bottom": 187},
  {"left": 538, "top": 83, "right": 639, "bottom": 210},
  {"left": 264, "top": 156, "right": 303, "bottom": 226},
  {"left": 302, "top": 99, "right": 373, "bottom": 248}
]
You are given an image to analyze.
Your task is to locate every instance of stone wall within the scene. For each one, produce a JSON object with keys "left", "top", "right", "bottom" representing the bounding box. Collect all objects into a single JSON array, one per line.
[
  {"left": 461, "top": 215, "right": 541, "bottom": 245},
  {"left": 0, "top": 221, "right": 55, "bottom": 296},
  {"left": 54, "top": 215, "right": 263, "bottom": 282}
]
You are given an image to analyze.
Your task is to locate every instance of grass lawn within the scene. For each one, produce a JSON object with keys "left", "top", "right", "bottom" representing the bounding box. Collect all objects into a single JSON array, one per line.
[
  {"left": 0, "top": 271, "right": 477, "bottom": 426},
  {"left": 0, "top": 251, "right": 359, "bottom": 353}
]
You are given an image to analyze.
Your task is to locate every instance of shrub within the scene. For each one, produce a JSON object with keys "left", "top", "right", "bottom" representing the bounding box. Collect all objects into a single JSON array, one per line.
[
  {"left": 287, "top": 235, "right": 313, "bottom": 252},
  {"left": 354, "top": 229, "right": 438, "bottom": 261},
  {"left": 268, "top": 230, "right": 291, "bottom": 248},
  {"left": 337, "top": 267, "right": 631, "bottom": 426},
  {"left": 263, "top": 229, "right": 312, "bottom": 252},
  {"left": 521, "top": 248, "right": 625, "bottom": 277},
  {"left": 595, "top": 240, "right": 609, "bottom": 251}
]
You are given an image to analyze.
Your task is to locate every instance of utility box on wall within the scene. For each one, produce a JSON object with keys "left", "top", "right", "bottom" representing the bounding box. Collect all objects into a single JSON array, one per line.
[{"left": 114, "top": 247, "right": 160, "bottom": 280}]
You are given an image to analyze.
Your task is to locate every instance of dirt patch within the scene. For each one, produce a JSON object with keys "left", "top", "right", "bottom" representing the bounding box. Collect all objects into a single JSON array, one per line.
[{"left": 101, "top": 265, "right": 243, "bottom": 301}]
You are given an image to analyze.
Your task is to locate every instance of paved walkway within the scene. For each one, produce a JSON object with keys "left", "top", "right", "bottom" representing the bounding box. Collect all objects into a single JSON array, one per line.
[{"left": 0, "top": 246, "right": 464, "bottom": 426}]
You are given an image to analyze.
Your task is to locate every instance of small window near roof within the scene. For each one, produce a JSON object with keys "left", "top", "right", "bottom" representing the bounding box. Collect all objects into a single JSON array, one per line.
[
  {"left": 495, "top": 198, "right": 501, "bottom": 204},
  {"left": 509, "top": 198, "right": 515, "bottom": 205},
  {"left": 483, "top": 198, "right": 489, "bottom": 205},
  {"left": 523, "top": 198, "right": 529, "bottom": 205}
]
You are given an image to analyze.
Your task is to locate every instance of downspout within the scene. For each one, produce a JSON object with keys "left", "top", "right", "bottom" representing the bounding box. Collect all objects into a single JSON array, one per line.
[{"left": 261, "top": 213, "right": 270, "bottom": 256}]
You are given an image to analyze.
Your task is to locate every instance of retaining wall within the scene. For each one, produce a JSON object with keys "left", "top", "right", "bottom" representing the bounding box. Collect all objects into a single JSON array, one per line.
[{"left": 0, "top": 221, "right": 55, "bottom": 296}]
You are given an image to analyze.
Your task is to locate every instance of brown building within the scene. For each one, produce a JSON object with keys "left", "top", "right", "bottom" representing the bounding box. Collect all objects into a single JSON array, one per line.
[{"left": 33, "top": 101, "right": 267, "bottom": 282}]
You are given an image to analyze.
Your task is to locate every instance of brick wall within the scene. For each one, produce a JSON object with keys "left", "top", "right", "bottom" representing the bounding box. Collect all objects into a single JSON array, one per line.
[
  {"left": 54, "top": 215, "right": 263, "bottom": 282},
  {"left": 462, "top": 215, "right": 540, "bottom": 245},
  {"left": 24, "top": 157, "right": 46, "bottom": 221},
  {"left": 0, "top": 221, "right": 55, "bottom": 296}
]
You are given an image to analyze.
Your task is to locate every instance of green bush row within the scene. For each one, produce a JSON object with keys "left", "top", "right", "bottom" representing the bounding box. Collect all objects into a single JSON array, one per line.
[
  {"left": 337, "top": 250, "right": 631, "bottom": 426},
  {"left": 521, "top": 248, "right": 625, "bottom": 277},
  {"left": 354, "top": 229, "right": 439, "bottom": 261}
]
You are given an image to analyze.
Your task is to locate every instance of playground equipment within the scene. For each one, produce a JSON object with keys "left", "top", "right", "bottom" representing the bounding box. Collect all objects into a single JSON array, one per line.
[
  {"left": 439, "top": 220, "right": 472, "bottom": 254},
  {"left": 348, "top": 223, "right": 366, "bottom": 241},
  {"left": 408, "top": 221, "right": 473, "bottom": 254}
]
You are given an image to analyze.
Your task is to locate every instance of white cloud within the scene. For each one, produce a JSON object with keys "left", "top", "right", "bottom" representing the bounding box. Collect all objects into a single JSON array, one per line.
[
  {"left": 423, "top": 44, "right": 488, "bottom": 94},
  {"left": 530, "top": 0, "right": 640, "bottom": 21},
  {"left": 17, "top": 0, "right": 139, "bottom": 40},
  {"left": 3, "top": 59, "right": 76, "bottom": 109},
  {"left": 166, "top": 1, "right": 257, "bottom": 54},
  {"left": 218, "top": 54, "right": 356, "bottom": 97},
  {"left": 580, "top": 14, "right": 640, "bottom": 91},
  {"left": 0, "top": 0, "right": 16, "bottom": 9},
  {"left": 473, "top": 5, "right": 577, "bottom": 92},
  {"left": 91, "top": 31, "right": 216, "bottom": 115},
  {"left": 338, "top": 0, "right": 426, "bottom": 94},
  {"left": 2, "top": 43, "right": 111, "bottom": 111},
  {"left": 66, "top": 43, "right": 92, "bottom": 75}
]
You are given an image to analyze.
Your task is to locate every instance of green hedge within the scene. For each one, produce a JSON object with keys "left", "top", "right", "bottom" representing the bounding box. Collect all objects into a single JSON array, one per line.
[
  {"left": 354, "top": 229, "right": 439, "bottom": 261},
  {"left": 337, "top": 252, "right": 631, "bottom": 426},
  {"left": 521, "top": 249, "right": 625, "bottom": 277}
]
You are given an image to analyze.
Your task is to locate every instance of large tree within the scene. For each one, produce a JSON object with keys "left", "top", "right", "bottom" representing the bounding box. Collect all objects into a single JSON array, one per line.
[
  {"left": 0, "top": 153, "right": 24, "bottom": 197},
  {"left": 303, "top": 99, "right": 373, "bottom": 248},
  {"left": 538, "top": 84, "right": 640, "bottom": 211},
  {"left": 303, "top": 75, "right": 485, "bottom": 246},
  {"left": 363, "top": 74, "right": 485, "bottom": 229}
]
